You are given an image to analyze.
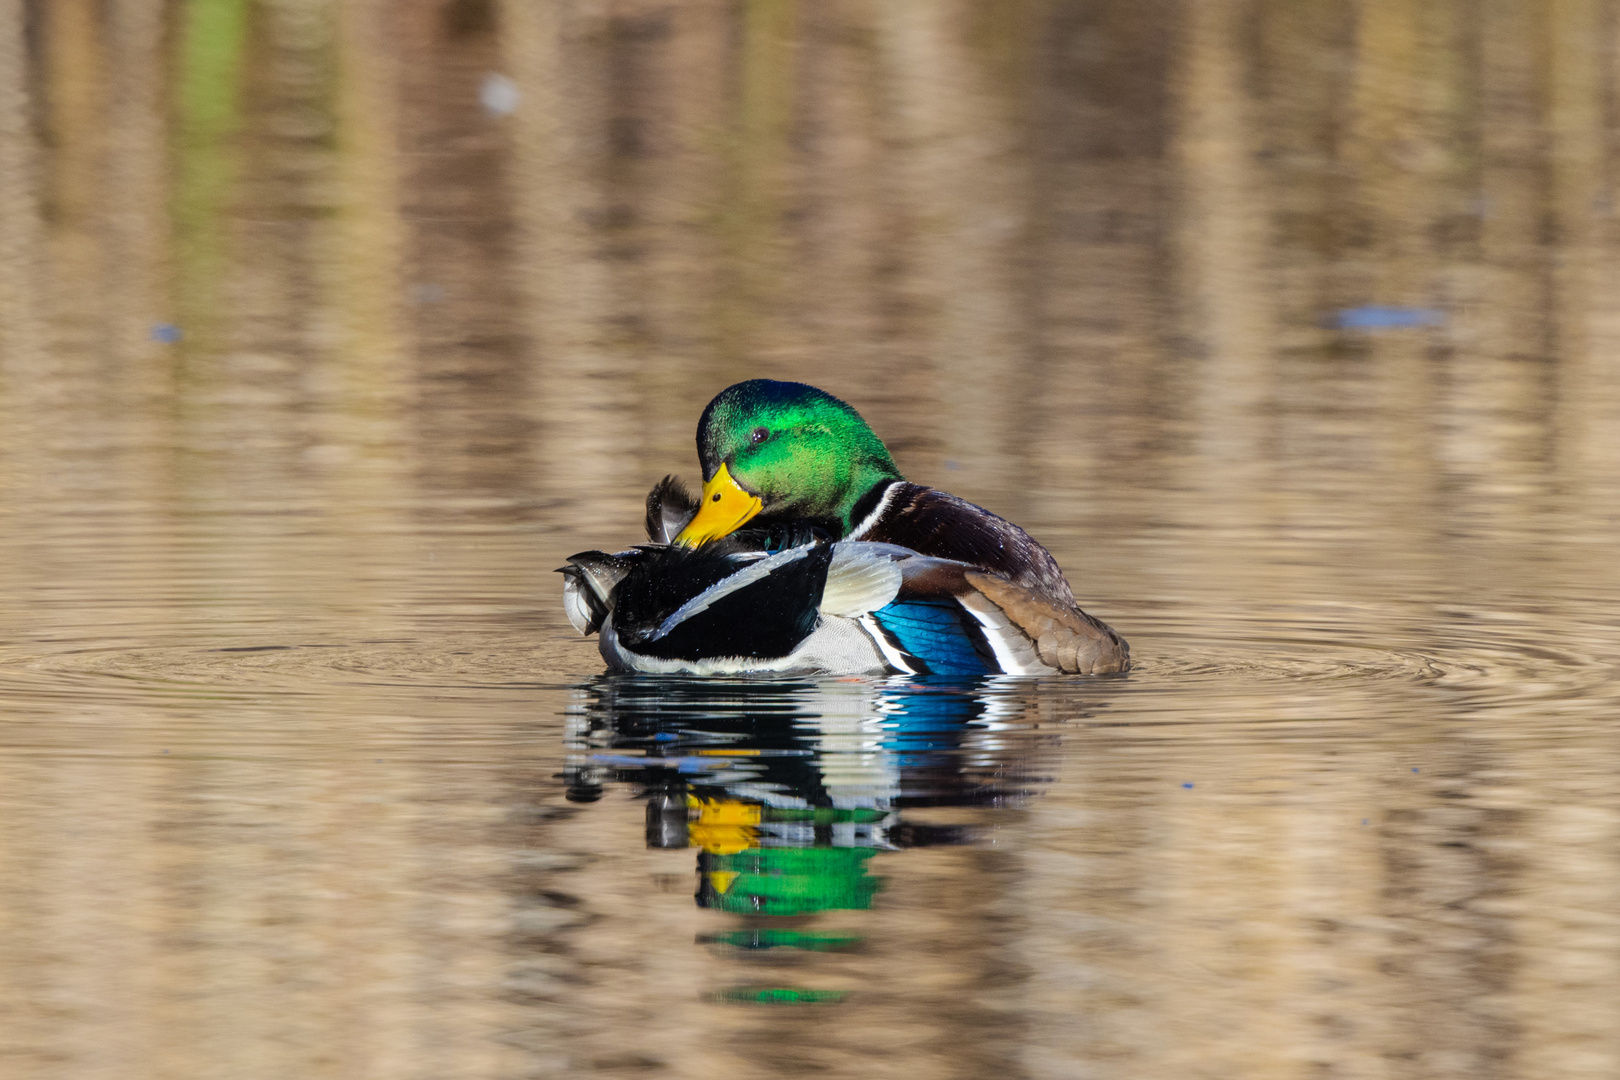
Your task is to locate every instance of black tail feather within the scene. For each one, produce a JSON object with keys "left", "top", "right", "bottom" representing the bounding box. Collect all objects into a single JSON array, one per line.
[{"left": 645, "top": 476, "right": 699, "bottom": 543}]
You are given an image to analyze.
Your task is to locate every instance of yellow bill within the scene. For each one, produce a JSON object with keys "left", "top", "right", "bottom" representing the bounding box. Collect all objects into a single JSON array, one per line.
[{"left": 674, "top": 463, "right": 763, "bottom": 547}]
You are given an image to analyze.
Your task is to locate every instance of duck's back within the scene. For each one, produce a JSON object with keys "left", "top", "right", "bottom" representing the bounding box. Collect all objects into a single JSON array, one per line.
[{"left": 853, "top": 482, "right": 1074, "bottom": 603}]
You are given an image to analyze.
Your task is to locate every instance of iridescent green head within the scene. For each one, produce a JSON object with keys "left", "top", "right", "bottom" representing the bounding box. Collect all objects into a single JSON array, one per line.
[{"left": 675, "top": 380, "right": 903, "bottom": 545}]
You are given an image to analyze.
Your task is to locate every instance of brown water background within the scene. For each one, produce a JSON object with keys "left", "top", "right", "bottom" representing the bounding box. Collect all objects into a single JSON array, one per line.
[{"left": 3, "top": 2, "right": 1620, "bottom": 1078}]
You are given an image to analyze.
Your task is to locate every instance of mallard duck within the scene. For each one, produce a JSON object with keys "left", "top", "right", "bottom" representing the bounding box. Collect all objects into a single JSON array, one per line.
[{"left": 560, "top": 380, "right": 1130, "bottom": 676}]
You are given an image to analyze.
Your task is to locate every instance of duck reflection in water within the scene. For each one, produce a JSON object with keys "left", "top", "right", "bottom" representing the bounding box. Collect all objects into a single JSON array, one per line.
[{"left": 561, "top": 676, "right": 1059, "bottom": 943}]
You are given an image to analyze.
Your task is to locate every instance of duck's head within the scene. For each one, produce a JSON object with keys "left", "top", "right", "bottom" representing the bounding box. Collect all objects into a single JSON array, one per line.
[{"left": 675, "top": 380, "right": 903, "bottom": 546}]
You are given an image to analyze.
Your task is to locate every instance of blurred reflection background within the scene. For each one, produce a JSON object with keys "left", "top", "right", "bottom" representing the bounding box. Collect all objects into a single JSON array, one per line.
[{"left": 2, "top": 2, "right": 1620, "bottom": 1078}]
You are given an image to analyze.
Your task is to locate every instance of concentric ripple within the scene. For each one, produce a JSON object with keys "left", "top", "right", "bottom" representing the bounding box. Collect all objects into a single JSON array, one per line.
[
  {"left": 0, "top": 633, "right": 592, "bottom": 704},
  {"left": 0, "top": 596, "right": 1610, "bottom": 721}
]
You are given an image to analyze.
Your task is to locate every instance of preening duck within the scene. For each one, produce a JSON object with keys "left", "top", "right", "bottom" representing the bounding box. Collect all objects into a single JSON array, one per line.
[{"left": 560, "top": 380, "right": 1129, "bottom": 676}]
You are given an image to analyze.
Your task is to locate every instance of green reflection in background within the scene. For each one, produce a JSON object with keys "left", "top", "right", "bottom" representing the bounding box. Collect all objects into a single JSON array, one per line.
[{"left": 173, "top": 0, "right": 251, "bottom": 348}]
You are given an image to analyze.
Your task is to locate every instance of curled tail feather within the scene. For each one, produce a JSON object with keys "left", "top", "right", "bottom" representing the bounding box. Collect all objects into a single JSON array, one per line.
[{"left": 964, "top": 571, "right": 1131, "bottom": 675}]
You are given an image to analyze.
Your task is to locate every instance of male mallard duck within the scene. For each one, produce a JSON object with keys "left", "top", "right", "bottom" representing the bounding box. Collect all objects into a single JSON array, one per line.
[{"left": 560, "top": 380, "right": 1129, "bottom": 676}]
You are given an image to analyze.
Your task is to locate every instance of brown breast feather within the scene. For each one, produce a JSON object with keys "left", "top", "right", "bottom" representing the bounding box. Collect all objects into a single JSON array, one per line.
[{"left": 964, "top": 570, "right": 1131, "bottom": 675}]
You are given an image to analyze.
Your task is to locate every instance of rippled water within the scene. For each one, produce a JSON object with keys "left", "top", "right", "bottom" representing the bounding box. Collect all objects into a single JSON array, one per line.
[{"left": 4, "top": 2, "right": 1620, "bottom": 1078}]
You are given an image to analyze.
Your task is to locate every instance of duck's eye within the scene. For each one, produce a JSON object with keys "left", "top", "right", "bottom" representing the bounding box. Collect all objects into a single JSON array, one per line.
[{"left": 750, "top": 427, "right": 769, "bottom": 445}]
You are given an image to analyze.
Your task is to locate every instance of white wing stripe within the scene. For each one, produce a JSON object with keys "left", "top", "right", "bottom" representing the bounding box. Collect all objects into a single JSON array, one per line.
[
  {"left": 958, "top": 592, "right": 1051, "bottom": 675},
  {"left": 857, "top": 613, "right": 925, "bottom": 674}
]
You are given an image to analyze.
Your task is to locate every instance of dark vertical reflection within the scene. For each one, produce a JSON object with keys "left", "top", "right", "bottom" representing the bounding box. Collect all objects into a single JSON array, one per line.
[
  {"left": 1380, "top": 752, "right": 1521, "bottom": 1079},
  {"left": 1546, "top": 0, "right": 1620, "bottom": 486},
  {"left": 102, "top": 0, "right": 170, "bottom": 387},
  {"left": 715, "top": 0, "right": 796, "bottom": 367},
  {"left": 1174, "top": 0, "right": 1275, "bottom": 481},
  {"left": 36, "top": 0, "right": 105, "bottom": 363},
  {"left": 1024, "top": 0, "right": 1177, "bottom": 538},
  {"left": 397, "top": 0, "right": 531, "bottom": 504},
  {"left": 0, "top": 0, "right": 45, "bottom": 370},
  {"left": 501, "top": 0, "right": 644, "bottom": 526}
]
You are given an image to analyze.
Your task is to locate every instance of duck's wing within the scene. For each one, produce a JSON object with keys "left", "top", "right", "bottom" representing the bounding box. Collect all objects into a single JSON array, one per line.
[
  {"left": 858, "top": 483, "right": 1076, "bottom": 605},
  {"left": 645, "top": 475, "right": 699, "bottom": 544},
  {"left": 558, "top": 549, "right": 640, "bottom": 634},
  {"left": 845, "top": 549, "right": 1130, "bottom": 676},
  {"left": 856, "top": 486, "right": 1132, "bottom": 674}
]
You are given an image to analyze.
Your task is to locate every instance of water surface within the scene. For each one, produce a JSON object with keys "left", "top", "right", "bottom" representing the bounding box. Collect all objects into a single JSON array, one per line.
[{"left": 3, "top": 3, "right": 1620, "bottom": 1078}]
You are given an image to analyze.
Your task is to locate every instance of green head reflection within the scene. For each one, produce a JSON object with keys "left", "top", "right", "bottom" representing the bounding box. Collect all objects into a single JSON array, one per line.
[{"left": 697, "top": 845, "right": 881, "bottom": 916}]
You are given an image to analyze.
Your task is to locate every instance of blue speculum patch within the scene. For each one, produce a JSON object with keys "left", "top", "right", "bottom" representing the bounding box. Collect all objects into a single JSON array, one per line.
[{"left": 871, "top": 598, "right": 993, "bottom": 676}]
